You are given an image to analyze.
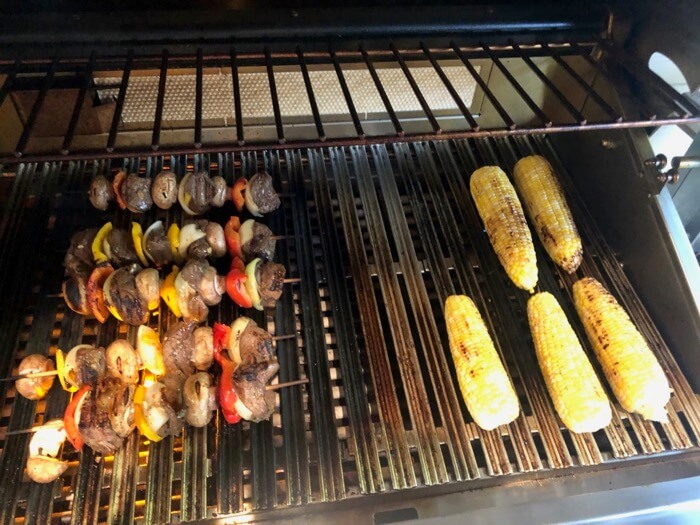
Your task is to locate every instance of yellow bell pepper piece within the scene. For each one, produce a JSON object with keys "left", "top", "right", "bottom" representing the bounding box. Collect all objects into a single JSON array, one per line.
[
  {"left": 132, "top": 222, "right": 149, "bottom": 267},
  {"left": 167, "top": 224, "right": 181, "bottom": 262},
  {"left": 133, "top": 385, "right": 163, "bottom": 442},
  {"left": 56, "top": 349, "right": 78, "bottom": 393},
  {"left": 160, "top": 266, "right": 182, "bottom": 318},
  {"left": 92, "top": 222, "right": 113, "bottom": 264}
]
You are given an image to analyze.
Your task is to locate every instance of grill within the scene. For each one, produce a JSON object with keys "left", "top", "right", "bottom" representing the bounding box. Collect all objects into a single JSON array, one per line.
[
  {"left": 0, "top": 3, "right": 699, "bottom": 524},
  {"left": 1, "top": 136, "right": 699, "bottom": 523}
]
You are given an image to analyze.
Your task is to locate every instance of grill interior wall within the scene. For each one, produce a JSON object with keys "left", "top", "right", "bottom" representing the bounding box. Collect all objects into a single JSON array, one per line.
[{"left": 0, "top": 136, "right": 698, "bottom": 523}]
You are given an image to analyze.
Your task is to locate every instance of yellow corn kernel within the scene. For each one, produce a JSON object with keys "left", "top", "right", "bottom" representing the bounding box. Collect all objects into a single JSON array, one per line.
[
  {"left": 513, "top": 155, "right": 582, "bottom": 273},
  {"left": 573, "top": 277, "right": 671, "bottom": 422},
  {"left": 444, "top": 295, "right": 520, "bottom": 430},
  {"left": 470, "top": 166, "right": 538, "bottom": 292},
  {"left": 528, "top": 292, "right": 611, "bottom": 433}
]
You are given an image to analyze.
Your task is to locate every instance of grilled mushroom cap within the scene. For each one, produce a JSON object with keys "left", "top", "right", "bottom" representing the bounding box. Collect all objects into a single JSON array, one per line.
[
  {"left": 16, "top": 354, "right": 56, "bottom": 400},
  {"left": 88, "top": 175, "right": 115, "bottom": 211},
  {"left": 151, "top": 171, "right": 178, "bottom": 210},
  {"left": 26, "top": 456, "right": 69, "bottom": 484}
]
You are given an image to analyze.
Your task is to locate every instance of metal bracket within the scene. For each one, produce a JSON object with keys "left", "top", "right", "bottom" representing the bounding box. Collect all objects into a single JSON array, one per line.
[{"left": 645, "top": 154, "right": 700, "bottom": 184}]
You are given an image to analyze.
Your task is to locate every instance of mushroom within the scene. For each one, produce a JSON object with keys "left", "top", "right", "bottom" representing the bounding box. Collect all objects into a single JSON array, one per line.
[
  {"left": 26, "top": 456, "right": 69, "bottom": 484},
  {"left": 16, "top": 354, "right": 55, "bottom": 401},
  {"left": 183, "top": 372, "right": 217, "bottom": 427},
  {"left": 135, "top": 268, "right": 161, "bottom": 311},
  {"left": 205, "top": 222, "right": 226, "bottom": 258},
  {"left": 109, "top": 383, "right": 136, "bottom": 438},
  {"left": 192, "top": 327, "right": 214, "bottom": 370},
  {"left": 105, "top": 340, "right": 141, "bottom": 384},
  {"left": 88, "top": 175, "right": 115, "bottom": 211},
  {"left": 151, "top": 171, "right": 178, "bottom": 210},
  {"left": 26, "top": 419, "right": 69, "bottom": 484},
  {"left": 121, "top": 174, "right": 153, "bottom": 214},
  {"left": 197, "top": 265, "right": 225, "bottom": 306}
]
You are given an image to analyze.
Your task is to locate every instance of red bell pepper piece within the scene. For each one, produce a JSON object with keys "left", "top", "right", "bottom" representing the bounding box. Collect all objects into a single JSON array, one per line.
[
  {"left": 226, "top": 268, "right": 254, "bottom": 308},
  {"left": 232, "top": 178, "right": 247, "bottom": 212},
  {"left": 224, "top": 216, "right": 242, "bottom": 258},
  {"left": 64, "top": 385, "right": 91, "bottom": 451},
  {"left": 230, "top": 256, "right": 245, "bottom": 272},
  {"left": 213, "top": 322, "right": 231, "bottom": 357},
  {"left": 213, "top": 323, "right": 242, "bottom": 424}
]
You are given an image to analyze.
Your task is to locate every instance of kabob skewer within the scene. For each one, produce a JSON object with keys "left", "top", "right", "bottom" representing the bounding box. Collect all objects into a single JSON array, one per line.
[
  {"left": 89, "top": 170, "right": 281, "bottom": 218},
  {"left": 11, "top": 317, "right": 305, "bottom": 483}
]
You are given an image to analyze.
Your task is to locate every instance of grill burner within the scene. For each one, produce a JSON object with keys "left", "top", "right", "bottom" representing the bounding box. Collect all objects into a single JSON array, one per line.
[{"left": 0, "top": 136, "right": 698, "bottom": 523}]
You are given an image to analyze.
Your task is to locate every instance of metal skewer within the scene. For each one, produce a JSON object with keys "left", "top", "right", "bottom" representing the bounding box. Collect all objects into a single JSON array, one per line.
[
  {"left": 1, "top": 378, "right": 308, "bottom": 437},
  {"left": 0, "top": 370, "right": 59, "bottom": 382},
  {"left": 266, "top": 378, "right": 308, "bottom": 391}
]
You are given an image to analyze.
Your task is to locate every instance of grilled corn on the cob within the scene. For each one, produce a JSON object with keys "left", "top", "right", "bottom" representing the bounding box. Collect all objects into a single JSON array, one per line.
[
  {"left": 470, "top": 166, "right": 538, "bottom": 292},
  {"left": 513, "top": 155, "right": 582, "bottom": 273},
  {"left": 444, "top": 295, "right": 520, "bottom": 430},
  {"left": 573, "top": 277, "right": 671, "bottom": 423},
  {"left": 527, "top": 292, "right": 611, "bottom": 433}
]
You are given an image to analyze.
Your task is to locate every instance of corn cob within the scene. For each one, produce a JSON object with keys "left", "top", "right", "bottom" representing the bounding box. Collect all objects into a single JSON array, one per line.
[
  {"left": 513, "top": 156, "right": 582, "bottom": 273},
  {"left": 527, "top": 292, "right": 611, "bottom": 433},
  {"left": 444, "top": 295, "right": 520, "bottom": 430},
  {"left": 573, "top": 277, "right": 671, "bottom": 423},
  {"left": 470, "top": 166, "right": 538, "bottom": 292}
]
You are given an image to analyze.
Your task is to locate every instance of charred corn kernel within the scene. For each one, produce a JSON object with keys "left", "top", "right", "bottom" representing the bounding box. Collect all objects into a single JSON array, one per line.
[
  {"left": 131, "top": 222, "right": 149, "bottom": 267},
  {"left": 160, "top": 266, "right": 182, "bottom": 318},
  {"left": 513, "top": 156, "right": 582, "bottom": 273},
  {"left": 444, "top": 295, "right": 520, "bottom": 430},
  {"left": 528, "top": 292, "right": 611, "bottom": 433},
  {"left": 92, "top": 222, "right": 113, "bottom": 264},
  {"left": 573, "top": 277, "right": 671, "bottom": 423},
  {"left": 470, "top": 166, "right": 538, "bottom": 292}
]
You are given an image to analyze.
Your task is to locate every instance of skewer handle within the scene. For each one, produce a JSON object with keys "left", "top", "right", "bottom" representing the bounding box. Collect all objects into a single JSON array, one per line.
[{"left": 282, "top": 277, "right": 301, "bottom": 284}]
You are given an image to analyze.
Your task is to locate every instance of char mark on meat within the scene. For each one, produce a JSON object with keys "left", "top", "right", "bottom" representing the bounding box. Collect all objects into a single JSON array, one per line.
[
  {"left": 78, "top": 384, "right": 124, "bottom": 455},
  {"left": 248, "top": 172, "right": 280, "bottom": 214},
  {"left": 106, "top": 228, "right": 139, "bottom": 267},
  {"left": 256, "top": 261, "right": 286, "bottom": 308},
  {"left": 232, "top": 361, "right": 280, "bottom": 422}
]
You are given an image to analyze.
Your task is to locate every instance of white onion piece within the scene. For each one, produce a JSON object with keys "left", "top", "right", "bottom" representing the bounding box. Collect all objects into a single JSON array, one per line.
[
  {"left": 178, "top": 223, "right": 206, "bottom": 259},
  {"left": 238, "top": 219, "right": 255, "bottom": 249},
  {"left": 29, "top": 419, "right": 66, "bottom": 458},
  {"left": 227, "top": 317, "right": 251, "bottom": 365},
  {"left": 142, "top": 220, "right": 164, "bottom": 264},
  {"left": 177, "top": 173, "right": 198, "bottom": 216}
]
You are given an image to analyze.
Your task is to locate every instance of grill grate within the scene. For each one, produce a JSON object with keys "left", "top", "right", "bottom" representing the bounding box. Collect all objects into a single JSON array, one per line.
[
  {"left": 0, "top": 137, "right": 699, "bottom": 523},
  {"left": 0, "top": 38, "right": 699, "bottom": 164}
]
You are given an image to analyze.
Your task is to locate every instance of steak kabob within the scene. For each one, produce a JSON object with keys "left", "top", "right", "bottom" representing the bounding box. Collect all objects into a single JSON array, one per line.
[
  {"left": 11, "top": 316, "right": 301, "bottom": 483},
  {"left": 89, "top": 170, "right": 281, "bottom": 218},
  {"left": 63, "top": 216, "right": 292, "bottom": 323}
]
